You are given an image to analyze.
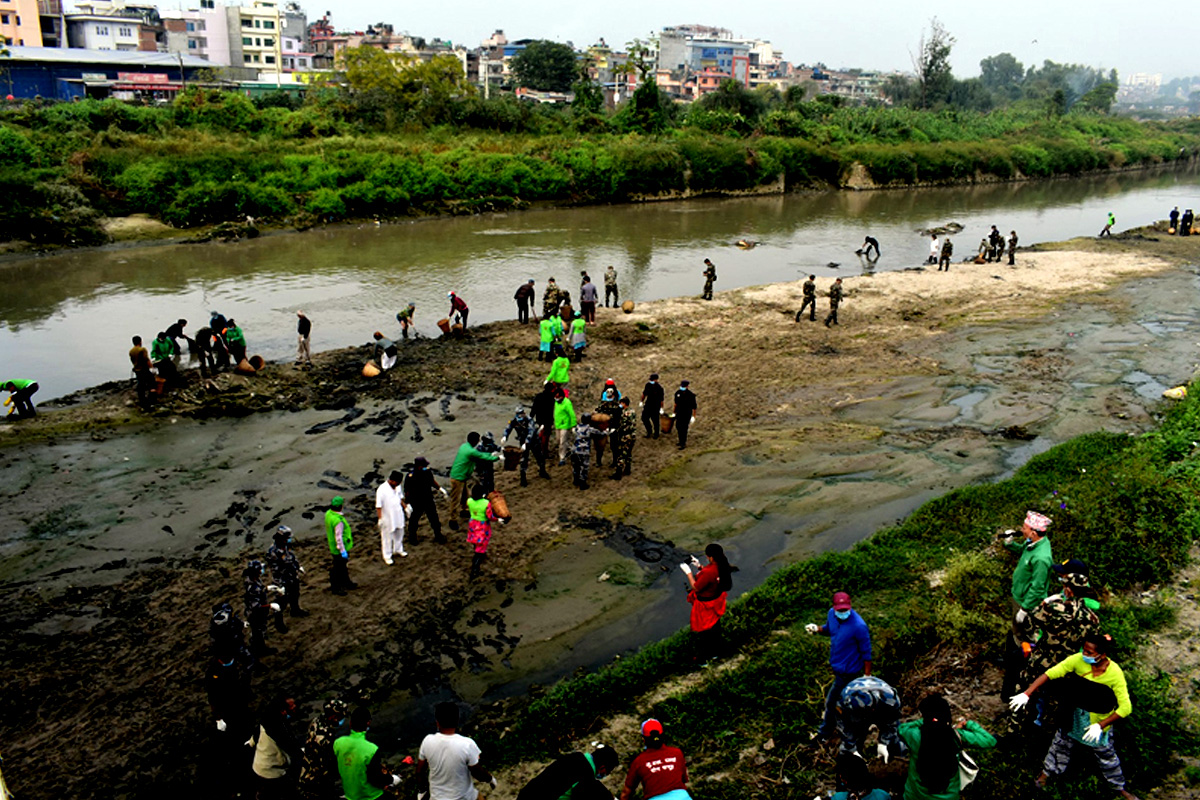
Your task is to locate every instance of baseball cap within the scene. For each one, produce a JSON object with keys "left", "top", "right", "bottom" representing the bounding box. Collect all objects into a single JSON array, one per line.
[
  {"left": 641, "top": 718, "right": 663, "bottom": 736},
  {"left": 331, "top": 496, "right": 344, "bottom": 508},
  {"left": 1052, "top": 558, "right": 1088, "bottom": 577},
  {"left": 832, "top": 592, "right": 852, "bottom": 611}
]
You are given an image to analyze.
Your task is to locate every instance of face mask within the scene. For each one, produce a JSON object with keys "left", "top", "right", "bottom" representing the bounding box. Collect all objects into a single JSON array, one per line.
[
  {"left": 1081, "top": 654, "right": 1099, "bottom": 665},
  {"left": 835, "top": 610, "right": 851, "bottom": 621}
]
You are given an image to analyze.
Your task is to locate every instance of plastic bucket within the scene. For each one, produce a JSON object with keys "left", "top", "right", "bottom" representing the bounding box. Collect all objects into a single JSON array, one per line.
[
  {"left": 234, "top": 358, "right": 256, "bottom": 375},
  {"left": 437, "top": 317, "right": 451, "bottom": 334},
  {"left": 661, "top": 414, "right": 675, "bottom": 433},
  {"left": 249, "top": 355, "right": 265, "bottom": 371},
  {"left": 621, "top": 300, "right": 635, "bottom": 314},
  {"left": 502, "top": 446, "right": 522, "bottom": 471},
  {"left": 362, "top": 361, "right": 381, "bottom": 378}
]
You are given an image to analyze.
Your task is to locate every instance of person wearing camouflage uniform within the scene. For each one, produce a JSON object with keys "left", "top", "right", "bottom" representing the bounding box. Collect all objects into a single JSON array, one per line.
[
  {"left": 266, "top": 526, "right": 308, "bottom": 618},
  {"left": 701, "top": 259, "right": 717, "bottom": 300},
  {"left": 610, "top": 397, "right": 637, "bottom": 481},
  {"left": 835, "top": 675, "right": 908, "bottom": 759},
  {"left": 570, "top": 413, "right": 602, "bottom": 490},
  {"left": 824, "top": 278, "right": 844, "bottom": 327},
  {"left": 938, "top": 238, "right": 953, "bottom": 271},
  {"left": 542, "top": 277, "right": 562, "bottom": 319},
  {"left": 796, "top": 275, "right": 817, "bottom": 322},
  {"left": 243, "top": 559, "right": 282, "bottom": 658},
  {"left": 604, "top": 265, "right": 619, "bottom": 307},
  {"left": 503, "top": 406, "right": 544, "bottom": 487},
  {"left": 597, "top": 379, "right": 622, "bottom": 467},
  {"left": 1019, "top": 559, "right": 1101, "bottom": 688},
  {"left": 298, "top": 698, "right": 349, "bottom": 800}
]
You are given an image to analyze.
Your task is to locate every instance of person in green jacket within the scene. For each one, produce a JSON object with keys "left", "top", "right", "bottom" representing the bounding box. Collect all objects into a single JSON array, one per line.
[
  {"left": 225, "top": 319, "right": 247, "bottom": 363},
  {"left": 538, "top": 316, "right": 556, "bottom": 361},
  {"left": 553, "top": 388, "right": 577, "bottom": 466},
  {"left": 546, "top": 345, "right": 571, "bottom": 387},
  {"left": 325, "top": 496, "right": 355, "bottom": 595},
  {"left": 3, "top": 379, "right": 39, "bottom": 419},
  {"left": 333, "top": 706, "right": 402, "bottom": 800},
  {"left": 151, "top": 331, "right": 181, "bottom": 386},
  {"left": 448, "top": 432, "right": 499, "bottom": 530},
  {"left": 1001, "top": 510, "right": 1054, "bottom": 697},
  {"left": 569, "top": 311, "right": 587, "bottom": 362},
  {"left": 899, "top": 693, "right": 996, "bottom": 800}
]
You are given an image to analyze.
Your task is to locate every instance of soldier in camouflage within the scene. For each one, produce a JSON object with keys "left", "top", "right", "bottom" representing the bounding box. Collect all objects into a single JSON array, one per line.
[
  {"left": 542, "top": 277, "right": 562, "bottom": 319},
  {"left": 597, "top": 379, "right": 623, "bottom": 467},
  {"left": 298, "top": 698, "right": 349, "bottom": 800},
  {"left": 503, "top": 406, "right": 543, "bottom": 487},
  {"left": 796, "top": 275, "right": 817, "bottom": 322},
  {"left": 1018, "top": 558, "right": 1101, "bottom": 688},
  {"left": 266, "top": 526, "right": 308, "bottom": 618},
  {"left": 243, "top": 559, "right": 283, "bottom": 657},
  {"left": 701, "top": 259, "right": 717, "bottom": 300},
  {"left": 571, "top": 413, "right": 603, "bottom": 490},
  {"left": 610, "top": 396, "right": 637, "bottom": 481}
]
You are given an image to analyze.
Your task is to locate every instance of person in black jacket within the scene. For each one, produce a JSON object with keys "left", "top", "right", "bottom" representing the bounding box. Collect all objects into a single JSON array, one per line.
[
  {"left": 517, "top": 744, "right": 619, "bottom": 800},
  {"left": 531, "top": 383, "right": 556, "bottom": 475},
  {"left": 404, "top": 456, "right": 447, "bottom": 544},
  {"left": 640, "top": 373, "right": 665, "bottom": 439},
  {"left": 673, "top": 380, "right": 697, "bottom": 450}
]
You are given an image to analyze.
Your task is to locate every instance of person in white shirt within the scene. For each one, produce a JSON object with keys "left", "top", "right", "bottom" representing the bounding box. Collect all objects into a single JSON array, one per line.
[
  {"left": 375, "top": 470, "right": 409, "bottom": 564},
  {"left": 417, "top": 702, "right": 495, "bottom": 800}
]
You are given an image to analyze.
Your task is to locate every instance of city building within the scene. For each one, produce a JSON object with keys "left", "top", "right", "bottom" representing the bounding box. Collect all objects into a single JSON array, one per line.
[
  {"left": 226, "top": 0, "right": 282, "bottom": 72},
  {"left": 0, "top": 44, "right": 213, "bottom": 99},
  {"left": 65, "top": 0, "right": 164, "bottom": 51},
  {"left": 0, "top": 0, "right": 43, "bottom": 47},
  {"left": 162, "top": 5, "right": 231, "bottom": 65}
]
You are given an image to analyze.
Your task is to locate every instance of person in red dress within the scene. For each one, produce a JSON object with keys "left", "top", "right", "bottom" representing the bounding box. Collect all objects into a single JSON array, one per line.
[{"left": 680, "top": 543, "right": 732, "bottom": 661}]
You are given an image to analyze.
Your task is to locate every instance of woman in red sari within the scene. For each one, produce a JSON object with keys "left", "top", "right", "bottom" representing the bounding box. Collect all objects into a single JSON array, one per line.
[{"left": 682, "top": 543, "right": 732, "bottom": 661}]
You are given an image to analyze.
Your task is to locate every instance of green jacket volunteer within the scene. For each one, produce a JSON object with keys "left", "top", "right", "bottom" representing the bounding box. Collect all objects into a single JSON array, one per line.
[
  {"left": 325, "top": 496, "right": 355, "bottom": 595},
  {"left": 334, "top": 707, "right": 401, "bottom": 800}
]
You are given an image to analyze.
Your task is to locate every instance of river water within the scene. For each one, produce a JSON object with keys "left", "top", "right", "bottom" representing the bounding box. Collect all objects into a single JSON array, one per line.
[{"left": 2, "top": 166, "right": 1199, "bottom": 401}]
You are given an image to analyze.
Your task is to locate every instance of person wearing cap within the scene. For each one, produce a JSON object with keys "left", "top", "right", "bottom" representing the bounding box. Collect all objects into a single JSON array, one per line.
[
  {"left": 1017, "top": 559, "right": 1101, "bottom": 715},
  {"left": 396, "top": 302, "right": 416, "bottom": 340},
  {"left": 325, "top": 496, "right": 356, "bottom": 595},
  {"left": 296, "top": 311, "right": 313, "bottom": 366},
  {"left": 806, "top": 591, "right": 873, "bottom": 743},
  {"left": 298, "top": 698, "right": 348, "bottom": 800},
  {"left": 243, "top": 559, "right": 282, "bottom": 658},
  {"left": 571, "top": 412, "right": 603, "bottom": 490},
  {"left": 448, "top": 291, "right": 470, "bottom": 328},
  {"left": 546, "top": 344, "right": 571, "bottom": 387},
  {"left": 503, "top": 406, "right": 544, "bottom": 487},
  {"left": 610, "top": 396, "right": 637, "bottom": 480},
  {"left": 449, "top": 432, "right": 501, "bottom": 530},
  {"left": 580, "top": 273, "right": 599, "bottom": 323},
  {"left": 597, "top": 379, "right": 622, "bottom": 466},
  {"left": 553, "top": 387, "right": 577, "bottom": 467},
  {"left": 1001, "top": 510, "right": 1054, "bottom": 698},
  {"left": 266, "top": 526, "right": 308, "bottom": 618},
  {"left": 224, "top": 318, "right": 247, "bottom": 363},
  {"left": 569, "top": 311, "right": 588, "bottom": 362},
  {"left": 701, "top": 258, "right": 717, "bottom": 300},
  {"left": 796, "top": 275, "right": 817, "bottom": 322},
  {"left": 416, "top": 701, "right": 495, "bottom": 800},
  {"left": 604, "top": 265, "right": 619, "bottom": 307},
  {"left": 514, "top": 279, "right": 537, "bottom": 325},
  {"left": 334, "top": 706, "right": 404, "bottom": 800},
  {"left": 824, "top": 278, "right": 844, "bottom": 327},
  {"left": 835, "top": 675, "right": 906, "bottom": 761},
  {"left": 672, "top": 380, "right": 697, "bottom": 449},
  {"left": 1010, "top": 633, "right": 1138, "bottom": 800},
  {"left": 475, "top": 432, "right": 502, "bottom": 494},
  {"left": 404, "top": 457, "right": 448, "bottom": 544},
  {"left": 621, "top": 719, "right": 691, "bottom": 800},
  {"left": 375, "top": 469, "right": 410, "bottom": 564},
  {"left": 517, "top": 743, "right": 619, "bottom": 800},
  {"left": 542, "top": 277, "right": 562, "bottom": 319},
  {"left": 641, "top": 373, "right": 665, "bottom": 439},
  {"left": 205, "top": 638, "right": 252, "bottom": 741}
]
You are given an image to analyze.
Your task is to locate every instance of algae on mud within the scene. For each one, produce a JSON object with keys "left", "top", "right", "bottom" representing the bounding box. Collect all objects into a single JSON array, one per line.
[{"left": 2, "top": 232, "right": 1200, "bottom": 799}]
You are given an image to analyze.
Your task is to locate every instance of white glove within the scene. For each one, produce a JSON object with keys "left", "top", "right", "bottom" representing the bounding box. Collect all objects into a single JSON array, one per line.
[
  {"left": 805, "top": 623, "right": 820, "bottom": 635},
  {"left": 876, "top": 743, "right": 889, "bottom": 763},
  {"left": 1015, "top": 608, "right": 1029, "bottom": 624},
  {"left": 1082, "top": 723, "right": 1103, "bottom": 743},
  {"left": 1008, "top": 693, "right": 1030, "bottom": 712},
  {"left": 521, "top": 445, "right": 527, "bottom": 451},
  {"left": 244, "top": 737, "right": 255, "bottom": 747},
  {"left": 679, "top": 563, "right": 692, "bottom": 575},
  {"left": 298, "top": 566, "right": 305, "bottom": 574},
  {"left": 489, "top": 777, "right": 498, "bottom": 789},
  {"left": 1002, "top": 529, "right": 1016, "bottom": 542},
  {"left": 439, "top": 487, "right": 449, "bottom": 498},
  {"left": 269, "top": 602, "right": 281, "bottom": 612},
  {"left": 266, "top": 584, "right": 281, "bottom": 593},
  {"left": 418, "top": 794, "right": 428, "bottom": 800},
  {"left": 501, "top": 436, "right": 507, "bottom": 445},
  {"left": 404, "top": 504, "right": 413, "bottom": 516},
  {"left": 391, "top": 774, "right": 402, "bottom": 787},
  {"left": 690, "top": 555, "right": 702, "bottom": 568},
  {"left": 638, "top": 401, "right": 644, "bottom": 408},
  {"left": 216, "top": 719, "right": 227, "bottom": 732}
]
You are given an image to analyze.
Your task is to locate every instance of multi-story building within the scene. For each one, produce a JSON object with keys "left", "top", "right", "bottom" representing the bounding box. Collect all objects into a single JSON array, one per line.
[
  {"left": 162, "top": 4, "right": 231, "bottom": 66},
  {"left": 66, "top": 0, "right": 163, "bottom": 51},
  {"left": 226, "top": 0, "right": 282, "bottom": 73},
  {"left": 0, "top": 0, "right": 43, "bottom": 46},
  {"left": 38, "top": 0, "right": 63, "bottom": 48}
]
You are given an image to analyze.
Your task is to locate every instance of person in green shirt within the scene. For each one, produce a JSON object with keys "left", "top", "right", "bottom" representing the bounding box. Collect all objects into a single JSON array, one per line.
[
  {"left": 570, "top": 311, "right": 588, "bottom": 362},
  {"left": 448, "top": 432, "right": 500, "bottom": 530},
  {"left": 225, "top": 319, "right": 247, "bottom": 363},
  {"left": 333, "top": 706, "right": 402, "bottom": 800},
  {"left": 1011, "top": 633, "right": 1138, "bottom": 800},
  {"left": 545, "top": 345, "right": 571, "bottom": 387},
  {"left": 396, "top": 302, "right": 415, "bottom": 339},
  {"left": 553, "top": 389, "right": 577, "bottom": 466},
  {"left": 325, "top": 496, "right": 355, "bottom": 595},
  {"left": 466, "top": 485, "right": 495, "bottom": 580},
  {"left": 898, "top": 693, "right": 995, "bottom": 800},
  {"left": 538, "top": 316, "right": 556, "bottom": 361},
  {"left": 1001, "top": 510, "right": 1053, "bottom": 697},
  {"left": 151, "top": 331, "right": 181, "bottom": 386},
  {"left": 3, "top": 379, "right": 39, "bottom": 419}
]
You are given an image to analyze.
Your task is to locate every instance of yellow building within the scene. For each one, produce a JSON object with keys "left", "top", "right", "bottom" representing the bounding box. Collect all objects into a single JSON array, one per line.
[
  {"left": 0, "top": 0, "right": 43, "bottom": 47},
  {"left": 227, "top": 0, "right": 282, "bottom": 73}
]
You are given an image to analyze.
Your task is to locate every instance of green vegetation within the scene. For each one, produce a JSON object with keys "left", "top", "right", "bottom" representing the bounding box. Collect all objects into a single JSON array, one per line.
[
  {"left": 481, "top": 391, "right": 1200, "bottom": 798},
  {"left": 1, "top": 41, "right": 1198, "bottom": 245}
]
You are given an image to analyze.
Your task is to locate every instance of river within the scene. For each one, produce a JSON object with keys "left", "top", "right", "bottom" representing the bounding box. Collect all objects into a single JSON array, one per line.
[{"left": 2, "top": 165, "right": 1199, "bottom": 401}]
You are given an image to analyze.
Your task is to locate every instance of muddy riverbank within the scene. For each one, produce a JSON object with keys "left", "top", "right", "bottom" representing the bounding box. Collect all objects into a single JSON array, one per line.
[{"left": 1, "top": 229, "right": 1198, "bottom": 799}]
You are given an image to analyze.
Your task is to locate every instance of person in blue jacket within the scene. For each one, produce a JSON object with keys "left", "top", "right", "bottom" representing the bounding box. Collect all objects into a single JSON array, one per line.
[{"left": 806, "top": 591, "right": 873, "bottom": 743}]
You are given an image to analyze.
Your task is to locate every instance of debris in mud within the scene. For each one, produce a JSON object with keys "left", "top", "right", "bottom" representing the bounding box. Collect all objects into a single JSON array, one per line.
[
  {"left": 567, "top": 515, "right": 694, "bottom": 579},
  {"left": 306, "top": 407, "right": 366, "bottom": 435},
  {"left": 986, "top": 425, "right": 1037, "bottom": 440}
]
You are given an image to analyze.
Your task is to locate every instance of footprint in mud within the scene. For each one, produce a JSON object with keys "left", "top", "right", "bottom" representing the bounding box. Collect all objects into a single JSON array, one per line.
[
  {"left": 411, "top": 420, "right": 424, "bottom": 442},
  {"left": 305, "top": 407, "right": 366, "bottom": 435}
]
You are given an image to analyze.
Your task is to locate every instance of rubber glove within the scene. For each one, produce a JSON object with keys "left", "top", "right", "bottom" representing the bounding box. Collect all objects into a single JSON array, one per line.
[
  {"left": 876, "top": 743, "right": 890, "bottom": 764},
  {"left": 500, "top": 436, "right": 507, "bottom": 445},
  {"left": 269, "top": 603, "right": 281, "bottom": 612},
  {"left": 1008, "top": 693, "right": 1030, "bottom": 712},
  {"left": 439, "top": 487, "right": 449, "bottom": 498},
  {"left": 690, "top": 555, "right": 702, "bottom": 569},
  {"left": 404, "top": 504, "right": 413, "bottom": 516},
  {"left": 339, "top": 549, "right": 348, "bottom": 559},
  {"left": 1015, "top": 608, "right": 1029, "bottom": 624},
  {"left": 266, "top": 584, "right": 281, "bottom": 593},
  {"left": 216, "top": 719, "right": 227, "bottom": 732},
  {"left": 391, "top": 774, "right": 402, "bottom": 787},
  {"left": 805, "top": 623, "right": 820, "bottom": 635},
  {"left": 1082, "top": 723, "right": 1104, "bottom": 744},
  {"left": 679, "top": 563, "right": 692, "bottom": 575},
  {"left": 298, "top": 566, "right": 305, "bottom": 574},
  {"left": 489, "top": 777, "right": 498, "bottom": 789},
  {"left": 521, "top": 445, "right": 526, "bottom": 451}
]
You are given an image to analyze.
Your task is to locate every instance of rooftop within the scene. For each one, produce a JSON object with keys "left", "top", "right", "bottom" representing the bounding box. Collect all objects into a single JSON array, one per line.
[{"left": 2, "top": 46, "right": 214, "bottom": 68}]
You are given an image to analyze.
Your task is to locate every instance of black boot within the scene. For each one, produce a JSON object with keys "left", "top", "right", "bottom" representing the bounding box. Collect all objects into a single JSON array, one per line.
[
  {"left": 274, "top": 614, "right": 288, "bottom": 634},
  {"left": 624, "top": 464, "right": 631, "bottom": 475},
  {"left": 520, "top": 473, "right": 528, "bottom": 487},
  {"left": 539, "top": 468, "right": 550, "bottom": 479},
  {"left": 610, "top": 471, "right": 622, "bottom": 481}
]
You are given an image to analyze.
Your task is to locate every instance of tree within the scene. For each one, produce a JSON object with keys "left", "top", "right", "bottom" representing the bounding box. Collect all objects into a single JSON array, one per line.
[
  {"left": 510, "top": 40, "right": 578, "bottom": 92},
  {"left": 342, "top": 47, "right": 472, "bottom": 109},
  {"left": 783, "top": 84, "right": 807, "bottom": 109},
  {"left": 1076, "top": 82, "right": 1118, "bottom": 114},
  {"left": 913, "top": 18, "right": 955, "bottom": 109},
  {"left": 979, "top": 52, "right": 1024, "bottom": 101},
  {"left": 696, "top": 79, "right": 765, "bottom": 120},
  {"left": 881, "top": 73, "right": 919, "bottom": 106}
]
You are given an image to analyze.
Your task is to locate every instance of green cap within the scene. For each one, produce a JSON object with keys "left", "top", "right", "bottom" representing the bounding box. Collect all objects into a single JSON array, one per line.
[{"left": 331, "top": 496, "right": 344, "bottom": 508}]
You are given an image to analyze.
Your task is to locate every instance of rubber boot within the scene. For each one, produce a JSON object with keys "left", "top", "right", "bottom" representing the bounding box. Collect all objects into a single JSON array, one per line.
[{"left": 520, "top": 472, "right": 528, "bottom": 487}]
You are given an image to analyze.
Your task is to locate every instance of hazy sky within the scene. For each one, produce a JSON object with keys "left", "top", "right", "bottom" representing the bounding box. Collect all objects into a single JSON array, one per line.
[{"left": 315, "top": 0, "right": 1187, "bottom": 80}]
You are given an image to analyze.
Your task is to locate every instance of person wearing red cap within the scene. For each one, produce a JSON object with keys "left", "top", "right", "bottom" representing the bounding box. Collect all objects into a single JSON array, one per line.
[
  {"left": 621, "top": 719, "right": 691, "bottom": 800},
  {"left": 806, "top": 591, "right": 872, "bottom": 743},
  {"left": 448, "top": 291, "right": 469, "bottom": 329},
  {"left": 1000, "top": 510, "right": 1054, "bottom": 698}
]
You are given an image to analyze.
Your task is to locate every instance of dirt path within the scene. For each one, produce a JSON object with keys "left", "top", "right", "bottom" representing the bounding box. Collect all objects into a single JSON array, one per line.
[{"left": 1, "top": 230, "right": 1196, "bottom": 799}]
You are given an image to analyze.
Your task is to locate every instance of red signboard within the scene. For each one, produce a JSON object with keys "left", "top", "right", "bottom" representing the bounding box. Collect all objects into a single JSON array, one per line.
[{"left": 116, "top": 72, "right": 170, "bottom": 84}]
